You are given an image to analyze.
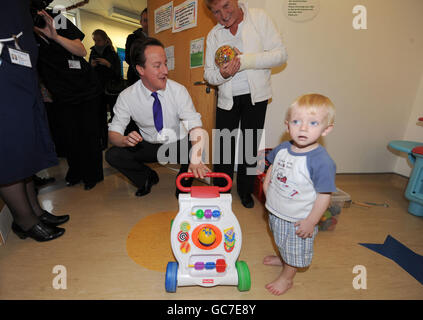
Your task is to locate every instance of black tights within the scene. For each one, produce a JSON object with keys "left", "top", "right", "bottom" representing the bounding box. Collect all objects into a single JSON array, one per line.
[{"left": 0, "top": 177, "right": 44, "bottom": 231}]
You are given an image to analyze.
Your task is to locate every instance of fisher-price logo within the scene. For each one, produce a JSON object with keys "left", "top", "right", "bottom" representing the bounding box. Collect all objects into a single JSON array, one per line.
[{"left": 202, "top": 279, "right": 214, "bottom": 284}]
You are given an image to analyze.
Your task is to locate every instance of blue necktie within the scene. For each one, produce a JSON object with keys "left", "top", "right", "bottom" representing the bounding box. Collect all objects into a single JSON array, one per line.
[{"left": 151, "top": 92, "right": 163, "bottom": 132}]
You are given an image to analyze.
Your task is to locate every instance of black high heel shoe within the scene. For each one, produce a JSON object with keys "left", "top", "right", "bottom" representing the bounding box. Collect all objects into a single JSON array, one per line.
[
  {"left": 12, "top": 222, "right": 65, "bottom": 242},
  {"left": 39, "top": 210, "right": 69, "bottom": 226}
]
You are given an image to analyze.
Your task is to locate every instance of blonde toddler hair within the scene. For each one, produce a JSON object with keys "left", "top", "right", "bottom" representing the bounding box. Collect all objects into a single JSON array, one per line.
[{"left": 286, "top": 93, "right": 335, "bottom": 126}]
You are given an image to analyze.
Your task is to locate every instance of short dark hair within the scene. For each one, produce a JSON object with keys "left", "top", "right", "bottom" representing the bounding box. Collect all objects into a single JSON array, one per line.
[{"left": 130, "top": 37, "right": 164, "bottom": 69}]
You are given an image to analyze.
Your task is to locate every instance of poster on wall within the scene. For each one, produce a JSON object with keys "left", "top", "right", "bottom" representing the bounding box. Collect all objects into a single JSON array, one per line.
[
  {"left": 116, "top": 47, "right": 127, "bottom": 79},
  {"left": 154, "top": 1, "right": 173, "bottom": 34},
  {"left": 190, "top": 37, "right": 204, "bottom": 68},
  {"left": 172, "top": 0, "right": 197, "bottom": 33},
  {"left": 283, "top": 0, "right": 320, "bottom": 22},
  {"left": 165, "top": 46, "right": 175, "bottom": 71}
]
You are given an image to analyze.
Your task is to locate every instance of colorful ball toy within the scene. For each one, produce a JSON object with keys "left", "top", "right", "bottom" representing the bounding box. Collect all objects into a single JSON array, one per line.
[
  {"left": 215, "top": 45, "right": 236, "bottom": 67},
  {"left": 198, "top": 227, "right": 216, "bottom": 246}
]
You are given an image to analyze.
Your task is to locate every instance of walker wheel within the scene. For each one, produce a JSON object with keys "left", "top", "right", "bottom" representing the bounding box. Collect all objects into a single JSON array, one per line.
[
  {"left": 165, "top": 262, "right": 178, "bottom": 293},
  {"left": 235, "top": 261, "right": 251, "bottom": 291}
]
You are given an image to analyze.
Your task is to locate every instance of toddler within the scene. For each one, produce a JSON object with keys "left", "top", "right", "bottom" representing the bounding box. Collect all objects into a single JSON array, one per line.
[{"left": 263, "top": 93, "right": 336, "bottom": 295}]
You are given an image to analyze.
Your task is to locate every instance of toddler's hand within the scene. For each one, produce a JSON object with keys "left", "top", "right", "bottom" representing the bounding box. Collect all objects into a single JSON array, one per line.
[{"left": 294, "top": 219, "right": 315, "bottom": 239}]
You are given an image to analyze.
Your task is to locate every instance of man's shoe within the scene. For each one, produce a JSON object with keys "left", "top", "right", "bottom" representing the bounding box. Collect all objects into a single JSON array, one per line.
[
  {"left": 175, "top": 175, "right": 193, "bottom": 199},
  {"left": 239, "top": 193, "right": 254, "bottom": 208},
  {"left": 12, "top": 222, "right": 65, "bottom": 242},
  {"left": 135, "top": 171, "right": 159, "bottom": 197},
  {"left": 84, "top": 182, "right": 97, "bottom": 190},
  {"left": 149, "top": 170, "right": 159, "bottom": 185},
  {"left": 39, "top": 210, "right": 70, "bottom": 226},
  {"left": 175, "top": 189, "right": 182, "bottom": 199}
]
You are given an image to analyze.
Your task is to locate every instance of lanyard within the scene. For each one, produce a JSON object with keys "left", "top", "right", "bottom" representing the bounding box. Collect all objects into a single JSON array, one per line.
[
  {"left": 0, "top": 32, "right": 23, "bottom": 55},
  {"left": 0, "top": 31, "right": 23, "bottom": 43}
]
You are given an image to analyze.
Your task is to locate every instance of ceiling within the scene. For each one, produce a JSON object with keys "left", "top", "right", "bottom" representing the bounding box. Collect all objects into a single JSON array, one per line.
[{"left": 50, "top": 0, "right": 147, "bottom": 22}]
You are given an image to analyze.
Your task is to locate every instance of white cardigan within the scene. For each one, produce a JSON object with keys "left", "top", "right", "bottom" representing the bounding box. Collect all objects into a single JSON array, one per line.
[{"left": 204, "top": 2, "right": 287, "bottom": 110}]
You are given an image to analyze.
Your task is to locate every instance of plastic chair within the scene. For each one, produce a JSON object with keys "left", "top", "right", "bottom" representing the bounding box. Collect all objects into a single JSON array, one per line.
[{"left": 388, "top": 117, "right": 423, "bottom": 216}]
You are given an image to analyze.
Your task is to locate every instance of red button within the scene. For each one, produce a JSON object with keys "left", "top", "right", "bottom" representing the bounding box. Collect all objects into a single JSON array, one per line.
[{"left": 216, "top": 259, "right": 226, "bottom": 273}]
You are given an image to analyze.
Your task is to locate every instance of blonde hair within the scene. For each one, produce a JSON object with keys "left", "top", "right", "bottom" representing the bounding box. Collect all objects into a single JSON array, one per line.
[
  {"left": 92, "top": 29, "right": 114, "bottom": 51},
  {"left": 286, "top": 93, "right": 335, "bottom": 126}
]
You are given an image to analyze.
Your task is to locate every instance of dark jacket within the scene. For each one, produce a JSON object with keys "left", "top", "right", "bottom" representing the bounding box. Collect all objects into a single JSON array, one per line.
[
  {"left": 124, "top": 28, "right": 147, "bottom": 85},
  {"left": 89, "top": 45, "right": 121, "bottom": 89}
]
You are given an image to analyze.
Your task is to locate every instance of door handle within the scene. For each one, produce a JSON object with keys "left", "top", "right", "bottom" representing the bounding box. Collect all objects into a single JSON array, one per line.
[
  {"left": 194, "top": 81, "right": 207, "bottom": 85},
  {"left": 193, "top": 81, "right": 211, "bottom": 94}
]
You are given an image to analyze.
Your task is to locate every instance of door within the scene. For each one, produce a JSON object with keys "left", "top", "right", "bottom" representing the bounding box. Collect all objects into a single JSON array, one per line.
[{"left": 147, "top": 0, "right": 217, "bottom": 170}]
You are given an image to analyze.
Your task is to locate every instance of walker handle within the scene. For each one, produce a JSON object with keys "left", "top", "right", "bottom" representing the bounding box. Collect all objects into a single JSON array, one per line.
[{"left": 176, "top": 172, "right": 232, "bottom": 193}]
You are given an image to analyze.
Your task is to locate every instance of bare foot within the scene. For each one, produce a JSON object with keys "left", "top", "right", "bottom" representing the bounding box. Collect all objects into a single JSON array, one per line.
[
  {"left": 265, "top": 276, "right": 293, "bottom": 296},
  {"left": 263, "top": 255, "right": 283, "bottom": 266}
]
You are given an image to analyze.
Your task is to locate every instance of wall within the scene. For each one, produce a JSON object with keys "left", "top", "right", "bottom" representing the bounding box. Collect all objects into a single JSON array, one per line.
[
  {"left": 79, "top": 9, "right": 136, "bottom": 50},
  {"left": 74, "top": 1, "right": 423, "bottom": 175},
  {"left": 245, "top": 0, "right": 423, "bottom": 174},
  {"left": 394, "top": 73, "right": 423, "bottom": 176},
  {"left": 78, "top": 9, "right": 138, "bottom": 76}
]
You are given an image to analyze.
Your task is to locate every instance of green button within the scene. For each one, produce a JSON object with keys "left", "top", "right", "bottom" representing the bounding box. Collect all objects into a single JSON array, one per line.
[
  {"left": 196, "top": 209, "right": 204, "bottom": 219},
  {"left": 180, "top": 221, "right": 190, "bottom": 232}
]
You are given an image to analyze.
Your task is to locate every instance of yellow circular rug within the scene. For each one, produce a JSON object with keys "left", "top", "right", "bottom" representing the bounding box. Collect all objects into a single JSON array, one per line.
[{"left": 126, "top": 211, "right": 177, "bottom": 272}]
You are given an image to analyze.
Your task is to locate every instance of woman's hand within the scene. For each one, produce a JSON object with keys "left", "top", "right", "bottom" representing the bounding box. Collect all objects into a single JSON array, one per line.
[
  {"left": 95, "top": 58, "right": 111, "bottom": 68},
  {"left": 219, "top": 57, "right": 240, "bottom": 79},
  {"left": 34, "top": 10, "right": 87, "bottom": 57},
  {"left": 219, "top": 47, "right": 243, "bottom": 79},
  {"left": 34, "top": 10, "right": 58, "bottom": 40}
]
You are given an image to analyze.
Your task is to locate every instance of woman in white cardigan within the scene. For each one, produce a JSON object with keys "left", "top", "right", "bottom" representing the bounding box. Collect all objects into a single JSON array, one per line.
[{"left": 204, "top": 0, "right": 287, "bottom": 208}]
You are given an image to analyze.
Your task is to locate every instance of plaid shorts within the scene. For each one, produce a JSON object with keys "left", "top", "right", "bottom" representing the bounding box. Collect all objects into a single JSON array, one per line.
[{"left": 268, "top": 213, "right": 318, "bottom": 268}]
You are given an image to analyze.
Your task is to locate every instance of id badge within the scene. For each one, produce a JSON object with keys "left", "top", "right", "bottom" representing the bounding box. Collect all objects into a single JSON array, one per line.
[
  {"left": 8, "top": 47, "right": 32, "bottom": 68},
  {"left": 68, "top": 59, "right": 81, "bottom": 69}
]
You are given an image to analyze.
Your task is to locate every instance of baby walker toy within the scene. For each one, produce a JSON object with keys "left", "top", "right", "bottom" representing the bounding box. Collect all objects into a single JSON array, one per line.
[
  {"left": 388, "top": 117, "right": 423, "bottom": 216},
  {"left": 165, "top": 172, "right": 251, "bottom": 292}
]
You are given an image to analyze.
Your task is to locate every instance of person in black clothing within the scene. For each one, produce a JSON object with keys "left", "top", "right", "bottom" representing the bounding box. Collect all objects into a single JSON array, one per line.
[
  {"left": 89, "top": 29, "right": 121, "bottom": 149},
  {"left": 0, "top": 0, "right": 68, "bottom": 242},
  {"left": 125, "top": 8, "right": 148, "bottom": 86},
  {"left": 90, "top": 29, "right": 121, "bottom": 87},
  {"left": 35, "top": 9, "right": 104, "bottom": 190},
  {"left": 124, "top": 8, "right": 149, "bottom": 135}
]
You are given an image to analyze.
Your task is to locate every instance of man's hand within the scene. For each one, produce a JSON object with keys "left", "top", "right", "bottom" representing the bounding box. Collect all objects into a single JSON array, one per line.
[
  {"left": 188, "top": 163, "right": 210, "bottom": 179},
  {"left": 123, "top": 131, "right": 143, "bottom": 147}
]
